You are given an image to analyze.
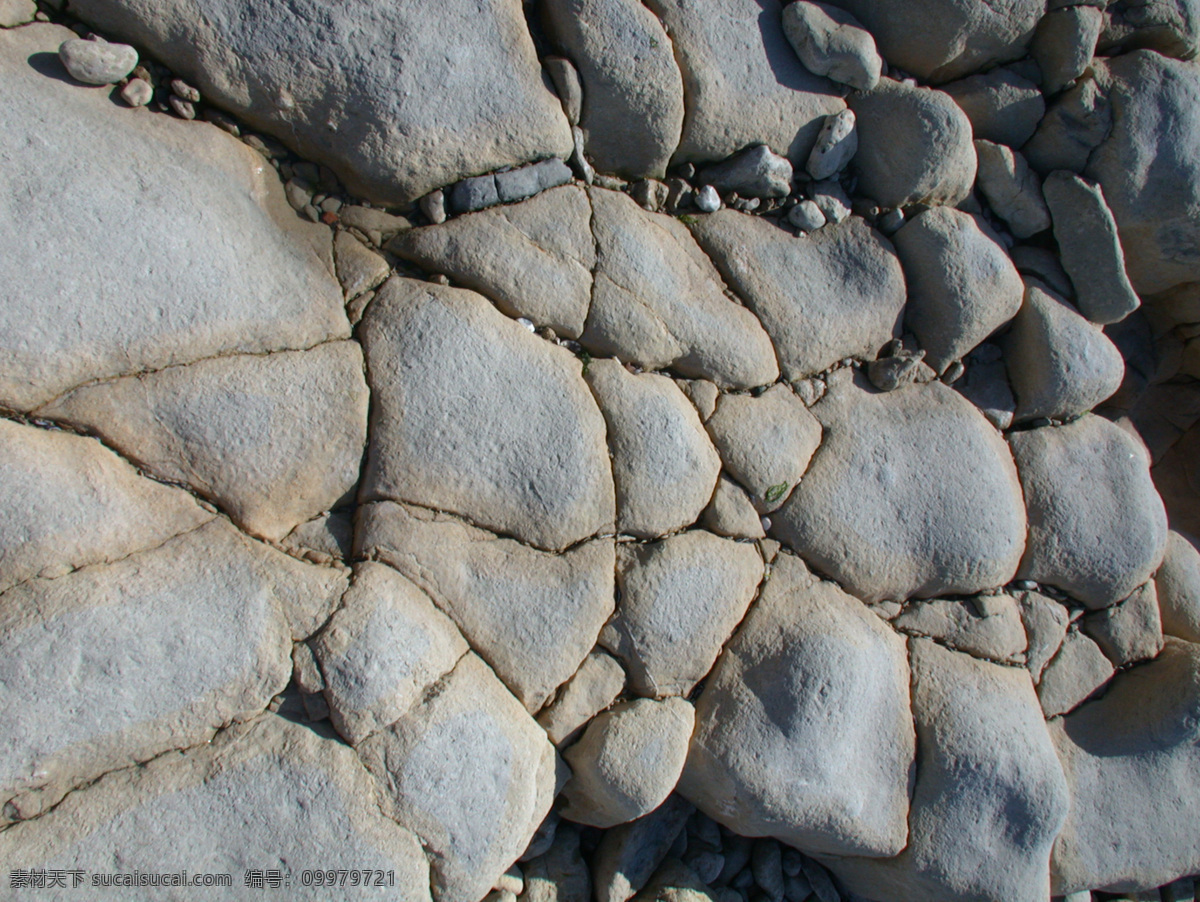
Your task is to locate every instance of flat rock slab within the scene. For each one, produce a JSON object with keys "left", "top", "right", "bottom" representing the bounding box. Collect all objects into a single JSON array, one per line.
[
  {"left": 0, "top": 716, "right": 432, "bottom": 901},
  {"left": 360, "top": 277, "right": 614, "bottom": 551},
  {"left": 0, "top": 24, "right": 346, "bottom": 412},
  {"left": 893, "top": 594, "right": 1027, "bottom": 664},
  {"left": 537, "top": 651, "right": 627, "bottom": 747},
  {"left": 681, "top": 555, "right": 915, "bottom": 858},
  {"left": 1037, "top": 628, "right": 1115, "bottom": 718},
  {"left": 38, "top": 342, "right": 369, "bottom": 542},
  {"left": 772, "top": 373, "right": 1027, "bottom": 604},
  {"left": 69, "top": 0, "right": 572, "bottom": 205}
]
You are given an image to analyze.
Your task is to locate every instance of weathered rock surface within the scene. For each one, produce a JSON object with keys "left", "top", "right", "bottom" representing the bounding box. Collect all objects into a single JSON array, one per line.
[
  {"left": 592, "top": 796, "right": 694, "bottom": 902},
  {"left": 1032, "top": 6, "right": 1105, "bottom": 96},
  {"left": 942, "top": 67, "right": 1046, "bottom": 148},
  {"left": 334, "top": 230, "right": 390, "bottom": 300},
  {"left": 0, "top": 24, "right": 346, "bottom": 412},
  {"left": 601, "top": 531, "right": 763, "bottom": 698},
  {"left": 782, "top": 1, "right": 882, "bottom": 91},
  {"left": 691, "top": 213, "right": 906, "bottom": 379},
  {"left": 356, "top": 501, "right": 614, "bottom": 713},
  {"left": 701, "top": 476, "right": 767, "bottom": 540},
  {"left": 681, "top": 555, "right": 915, "bottom": 858},
  {"left": 893, "top": 594, "right": 1028, "bottom": 663},
  {"left": 1158, "top": 531, "right": 1200, "bottom": 642},
  {"left": 1099, "top": 0, "right": 1200, "bottom": 60},
  {"left": 523, "top": 822, "right": 592, "bottom": 902},
  {"left": 1037, "top": 628, "right": 1115, "bottom": 718},
  {"left": 58, "top": 36, "right": 138, "bottom": 84},
  {"left": 1019, "top": 590, "right": 1071, "bottom": 683},
  {"left": 773, "top": 373, "right": 1027, "bottom": 603},
  {"left": 1024, "top": 72, "right": 1113, "bottom": 175},
  {"left": 974, "top": 140, "right": 1052, "bottom": 239},
  {"left": 70, "top": 0, "right": 572, "bottom": 205},
  {"left": 699, "top": 144, "right": 794, "bottom": 199},
  {"left": 361, "top": 278, "right": 614, "bottom": 551},
  {"left": 805, "top": 108, "right": 858, "bottom": 181},
  {"left": 1082, "top": 581, "right": 1165, "bottom": 667},
  {"left": 537, "top": 651, "right": 627, "bottom": 747},
  {"left": 1010, "top": 416, "right": 1169, "bottom": 608},
  {"left": 0, "top": 0, "right": 35, "bottom": 27}
]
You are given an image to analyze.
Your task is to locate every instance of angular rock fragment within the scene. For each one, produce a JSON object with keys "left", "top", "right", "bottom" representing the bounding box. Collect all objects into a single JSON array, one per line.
[
  {"left": 893, "top": 594, "right": 1027, "bottom": 663},
  {"left": 942, "top": 67, "right": 1045, "bottom": 148},
  {"left": 1037, "top": 628, "right": 1115, "bottom": 718},
  {"left": 954, "top": 344, "right": 1017, "bottom": 430},
  {"left": 974, "top": 140, "right": 1052, "bottom": 239},
  {"left": 1158, "top": 531, "right": 1200, "bottom": 643},
  {"left": 334, "top": 230, "right": 390, "bottom": 300},
  {"left": 698, "top": 144, "right": 793, "bottom": 199},
  {"left": 537, "top": 651, "right": 627, "bottom": 747},
  {"left": 1018, "top": 590, "right": 1071, "bottom": 683},
  {"left": 1082, "top": 581, "right": 1164, "bottom": 667},
  {"left": 781, "top": 1, "right": 882, "bottom": 91},
  {"left": 1024, "top": 72, "right": 1112, "bottom": 175},
  {"left": 701, "top": 476, "right": 767, "bottom": 540},
  {"left": 1031, "top": 6, "right": 1105, "bottom": 95},
  {"left": 283, "top": 509, "right": 355, "bottom": 564}
]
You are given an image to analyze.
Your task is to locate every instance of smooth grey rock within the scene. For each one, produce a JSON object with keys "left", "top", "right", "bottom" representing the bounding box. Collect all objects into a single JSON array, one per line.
[
  {"left": 893, "top": 594, "right": 1027, "bottom": 663},
  {"left": 358, "top": 654, "right": 557, "bottom": 902},
  {"left": 601, "top": 531, "right": 763, "bottom": 697},
  {"left": 38, "top": 342, "right": 369, "bottom": 543},
  {"left": 699, "top": 145, "right": 794, "bottom": 199},
  {"left": 704, "top": 384, "right": 823, "bottom": 511},
  {"left": 0, "top": 0, "right": 35, "bottom": 27},
  {"left": 119, "top": 75, "right": 153, "bottom": 106},
  {"left": 678, "top": 378, "right": 720, "bottom": 421},
  {"left": 828, "top": 0, "right": 1045, "bottom": 83},
  {"left": 546, "top": 56, "right": 584, "bottom": 125},
  {"left": 781, "top": 1, "right": 882, "bottom": 91},
  {"left": 312, "top": 562, "right": 468, "bottom": 745},
  {"left": 1158, "top": 531, "right": 1200, "bottom": 642},
  {"left": 0, "top": 716, "right": 432, "bottom": 901},
  {"left": 536, "top": 651, "right": 627, "bottom": 747},
  {"left": 1050, "top": 638, "right": 1200, "bottom": 895},
  {"left": 849, "top": 79, "right": 977, "bottom": 209},
  {"left": 1018, "top": 590, "right": 1071, "bottom": 683},
  {"left": 828, "top": 638, "right": 1069, "bottom": 902},
  {"left": 561, "top": 697, "right": 695, "bottom": 828},
  {"left": 334, "top": 230, "right": 390, "bottom": 300},
  {"left": 895, "top": 206, "right": 1025, "bottom": 373},
  {"left": 1010, "top": 416, "right": 1168, "bottom": 608},
  {"left": 974, "top": 140, "right": 1052, "bottom": 238},
  {"left": 1032, "top": 6, "right": 1104, "bottom": 95},
  {"left": 806, "top": 109, "right": 857, "bottom": 181},
  {"left": 955, "top": 345, "right": 1016, "bottom": 429},
  {"left": 692, "top": 212, "right": 905, "bottom": 379},
  {"left": 1043, "top": 170, "right": 1141, "bottom": 324},
  {"left": 0, "top": 520, "right": 294, "bottom": 821},
  {"left": 1082, "top": 581, "right": 1164, "bottom": 667},
  {"left": 544, "top": 0, "right": 683, "bottom": 179},
  {"left": 583, "top": 188, "right": 779, "bottom": 389},
  {"left": 494, "top": 158, "right": 574, "bottom": 205},
  {"left": 695, "top": 184, "right": 721, "bottom": 212},
  {"left": 360, "top": 277, "right": 614, "bottom": 551},
  {"left": 942, "top": 67, "right": 1046, "bottom": 148},
  {"left": 0, "top": 25, "right": 346, "bottom": 412},
  {"left": 586, "top": 359, "right": 721, "bottom": 538},
  {"left": 592, "top": 796, "right": 694, "bottom": 902},
  {"left": 642, "top": 0, "right": 845, "bottom": 167},
  {"left": 1037, "top": 628, "right": 1115, "bottom": 717},
  {"left": 787, "top": 199, "right": 827, "bottom": 232},
  {"left": 867, "top": 347, "right": 934, "bottom": 392},
  {"left": 1003, "top": 281, "right": 1125, "bottom": 423},
  {"left": 772, "top": 374, "right": 1027, "bottom": 603},
  {"left": 58, "top": 36, "right": 137, "bottom": 84},
  {"left": 69, "top": 0, "right": 572, "bottom": 206},
  {"left": 701, "top": 475, "right": 768, "bottom": 540},
  {"left": 390, "top": 185, "right": 593, "bottom": 339},
  {"left": 1024, "top": 73, "right": 1111, "bottom": 175},
  {"left": 1011, "top": 245, "right": 1075, "bottom": 298},
  {"left": 523, "top": 823, "right": 591, "bottom": 902},
  {"left": 809, "top": 179, "right": 852, "bottom": 223},
  {"left": 356, "top": 501, "right": 614, "bottom": 713}
]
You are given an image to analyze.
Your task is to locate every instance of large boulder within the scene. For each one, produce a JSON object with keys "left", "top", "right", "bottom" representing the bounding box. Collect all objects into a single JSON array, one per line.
[
  {"left": 772, "top": 373, "right": 1028, "bottom": 604},
  {"left": 681, "top": 555, "right": 915, "bottom": 858},
  {"left": 69, "top": 0, "right": 572, "bottom": 205},
  {"left": 782, "top": 0, "right": 883, "bottom": 91}
]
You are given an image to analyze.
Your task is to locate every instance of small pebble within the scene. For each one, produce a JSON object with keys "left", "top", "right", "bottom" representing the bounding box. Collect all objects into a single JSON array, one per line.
[
  {"left": 58, "top": 37, "right": 138, "bottom": 85},
  {"left": 168, "top": 95, "right": 196, "bottom": 119},
  {"left": 941, "top": 360, "right": 965, "bottom": 384},
  {"left": 787, "top": 199, "right": 826, "bottom": 232},
  {"left": 319, "top": 197, "right": 342, "bottom": 214},
  {"left": 878, "top": 208, "right": 905, "bottom": 234},
  {"left": 420, "top": 189, "right": 447, "bottom": 225},
  {"left": 119, "top": 77, "right": 153, "bottom": 108},
  {"left": 696, "top": 184, "right": 722, "bottom": 213},
  {"left": 760, "top": 516, "right": 772, "bottom": 533},
  {"left": 170, "top": 78, "right": 200, "bottom": 102},
  {"left": 203, "top": 108, "right": 240, "bottom": 136},
  {"left": 302, "top": 203, "right": 321, "bottom": 223},
  {"left": 517, "top": 317, "right": 536, "bottom": 333}
]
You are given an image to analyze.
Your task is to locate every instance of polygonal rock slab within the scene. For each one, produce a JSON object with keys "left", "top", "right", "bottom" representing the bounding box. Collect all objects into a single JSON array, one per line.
[
  {"left": 358, "top": 653, "right": 558, "bottom": 902},
  {"left": 537, "top": 651, "right": 628, "bottom": 747},
  {"left": 1018, "top": 590, "right": 1071, "bottom": 683},
  {"left": 973, "top": 140, "right": 1051, "bottom": 239},
  {"left": 893, "top": 594, "right": 1027, "bottom": 663},
  {"left": 1009, "top": 416, "right": 1169, "bottom": 608},
  {"left": 1037, "top": 628, "right": 1115, "bottom": 719},
  {"left": 356, "top": 501, "right": 615, "bottom": 713},
  {"left": 0, "top": 716, "right": 433, "bottom": 901},
  {"left": 681, "top": 555, "right": 915, "bottom": 858},
  {"left": 0, "top": 24, "right": 346, "bottom": 411},
  {"left": 601, "top": 530, "right": 764, "bottom": 697},
  {"left": 772, "top": 373, "right": 1027, "bottom": 604},
  {"left": 69, "top": 0, "right": 572, "bottom": 205},
  {"left": 1082, "top": 581, "right": 1164, "bottom": 667},
  {"left": 360, "top": 277, "right": 614, "bottom": 551},
  {"left": 691, "top": 213, "right": 906, "bottom": 379}
]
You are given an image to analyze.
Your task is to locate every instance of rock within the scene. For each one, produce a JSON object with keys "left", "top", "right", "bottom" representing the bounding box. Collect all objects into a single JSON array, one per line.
[
  {"left": 698, "top": 145, "right": 794, "bottom": 200},
  {"left": 893, "top": 594, "right": 1028, "bottom": 663},
  {"left": 787, "top": 199, "right": 827, "bottom": 231},
  {"left": 119, "top": 76, "right": 152, "bottom": 106},
  {"left": 828, "top": 0, "right": 1045, "bottom": 83},
  {"left": 682, "top": 555, "right": 914, "bottom": 856},
  {"left": 338, "top": 205, "right": 412, "bottom": 244},
  {"left": 806, "top": 109, "right": 857, "bottom": 181},
  {"left": 691, "top": 213, "right": 905, "bottom": 379},
  {"left": 704, "top": 384, "right": 823, "bottom": 511},
  {"left": 1082, "top": 581, "right": 1165, "bottom": 667},
  {"left": 546, "top": 56, "right": 584, "bottom": 125},
  {"left": 0, "top": 716, "right": 432, "bottom": 900},
  {"left": 283, "top": 510, "right": 354, "bottom": 564},
  {"left": 781, "top": 1, "right": 882, "bottom": 91},
  {"left": 1098, "top": 0, "right": 1200, "bottom": 60},
  {"left": 334, "top": 230, "right": 390, "bottom": 299},
  {"left": 641, "top": 0, "right": 844, "bottom": 166},
  {"left": 168, "top": 94, "right": 196, "bottom": 120},
  {"left": 752, "top": 840, "right": 785, "bottom": 901},
  {"left": 58, "top": 36, "right": 137, "bottom": 85},
  {"left": 38, "top": 342, "right": 369, "bottom": 543},
  {"left": 771, "top": 374, "right": 1027, "bottom": 603},
  {"left": 0, "top": 0, "right": 35, "bottom": 27},
  {"left": 0, "top": 419, "right": 212, "bottom": 594},
  {"left": 1043, "top": 170, "right": 1141, "bottom": 325},
  {"left": 974, "top": 141, "right": 1052, "bottom": 238},
  {"left": 828, "top": 639, "right": 1070, "bottom": 902},
  {"left": 583, "top": 188, "right": 779, "bottom": 388},
  {"left": 1024, "top": 72, "right": 1112, "bottom": 175},
  {"left": 895, "top": 206, "right": 1024, "bottom": 373},
  {"left": 1018, "top": 590, "right": 1071, "bottom": 683},
  {"left": 1003, "top": 281, "right": 1125, "bottom": 423},
  {"left": 1032, "top": 6, "right": 1105, "bottom": 95},
  {"left": 523, "top": 823, "right": 592, "bottom": 902},
  {"left": 360, "top": 277, "right": 614, "bottom": 551},
  {"left": 1011, "top": 245, "right": 1076, "bottom": 298},
  {"left": 391, "top": 186, "right": 594, "bottom": 339},
  {"left": 867, "top": 347, "right": 934, "bottom": 392},
  {"left": 632, "top": 178, "right": 670, "bottom": 211},
  {"left": 1037, "top": 628, "right": 1115, "bottom": 717},
  {"left": 358, "top": 654, "right": 556, "bottom": 902},
  {"left": 537, "top": 651, "right": 627, "bottom": 747},
  {"left": 592, "top": 796, "right": 694, "bottom": 902},
  {"left": 810, "top": 179, "right": 852, "bottom": 223},
  {"left": 0, "top": 25, "right": 347, "bottom": 412},
  {"left": 545, "top": 0, "right": 683, "bottom": 178},
  {"left": 955, "top": 344, "right": 1017, "bottom": 429},
  {"left": 849, "top": 79, "right": 976, "bottom": 209},
  {"left": 356, "top": 501, "right": 614, "bottom": 713},
  {"left": 0, "top": 520, "right": 296, "bottom": 821},
  {"left": 701, "top": 476, "right": 768, "bottom": 540},
  {"left": 1158, "top": 531, "right": 1200, "bottom": 642},
  {"left": 311, "top": 562, "right": 468, "bottom": 745},
  {"left": 634, "top": 859, "right": 718, "bottom": 901},
  {"left": 942, "top": 67, "right": 1046, "bottom": 149},
  {"left": 1049, "top": 638, "right": 1200, "bottom": 894},
  {"left": 561, "top": 697, "right": 695, "bottom": 828},
  {"left": 695, "top": 185, "right": 721, "bottom": 212},
  {"left": 1009, "top": 416, "right": 1168, "bottom": 608},
  {"left": 601, "top": 531, "right": 763, "bottom": 697},
  {"left": 585, "top": 359, "right": 721, "bottom": 538},
  {"left": 69, "top": 0, "right": 572, "bottom": 205},
  {"left": 495, "top": 158, "right": 575, "bottom": 205},
  {"left": 1153, "top": 420, "right": 1200, "bottom": 538}
]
